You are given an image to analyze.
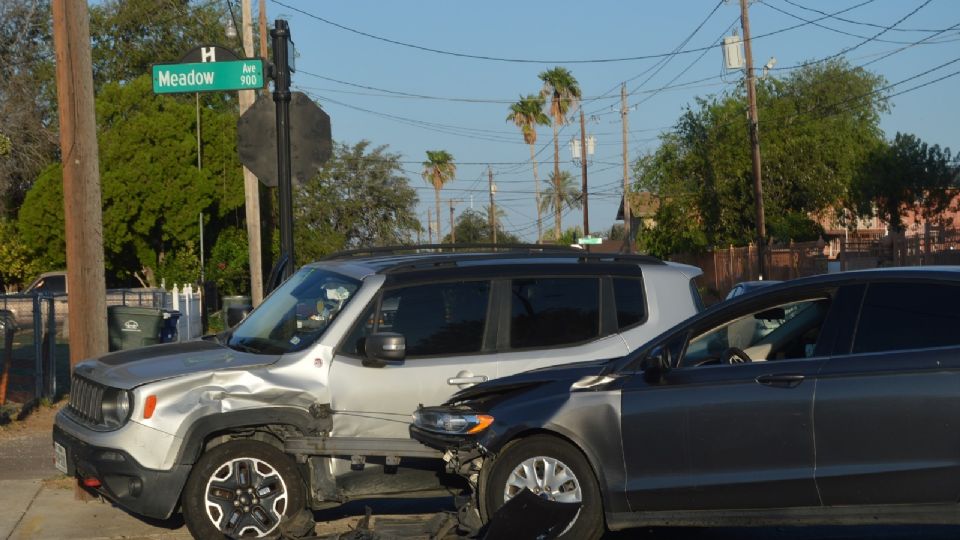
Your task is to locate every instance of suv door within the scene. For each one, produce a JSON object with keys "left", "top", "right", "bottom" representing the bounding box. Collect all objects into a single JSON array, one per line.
[
  {"left": 814, "top": 280, "right": 960, "bottom": 505},
  {"left": 494, "top": 276, "right": 631, "bottom": 376},
  {"left": 328, "top": 279, "right": 496, "bottom": 439},
  {"left": 622, "top": 289, "right": 841, "bottom": 511}
]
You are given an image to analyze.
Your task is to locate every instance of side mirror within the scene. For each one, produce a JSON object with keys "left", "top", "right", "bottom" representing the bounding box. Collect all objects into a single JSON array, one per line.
[
  {"left": 363, "top": 332, "right": 406, "bottom": 368},
  {"left": 640, "top": 345, "right": 670, "bottom": 384}
]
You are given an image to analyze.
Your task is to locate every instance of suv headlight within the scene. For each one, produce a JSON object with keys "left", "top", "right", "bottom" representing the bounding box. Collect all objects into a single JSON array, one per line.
[
  {"left": 413, "top": 408, "right": 494, "bottom": 435},
  {"left": 101, "top": 388, "right": 132, "bottom": 428}
]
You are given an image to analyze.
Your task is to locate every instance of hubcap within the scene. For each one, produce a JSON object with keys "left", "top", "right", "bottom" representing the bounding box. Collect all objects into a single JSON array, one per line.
[
  {"left": 504, "top": 456, "right": 582, "bottom": 504},
  {"left": 204, "top": 457, "right": 288, "bottom": 537}
]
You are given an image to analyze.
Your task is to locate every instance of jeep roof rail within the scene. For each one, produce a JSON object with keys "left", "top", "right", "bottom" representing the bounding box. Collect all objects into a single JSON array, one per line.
[{"left": 319, "top": 243, "right": 582, "bottom": 260}]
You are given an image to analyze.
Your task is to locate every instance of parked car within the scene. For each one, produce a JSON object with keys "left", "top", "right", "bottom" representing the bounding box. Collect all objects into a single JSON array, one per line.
[
  {"left": 724, "top": 279, "right": 780, "bottom": 300},
  {"left": 412, "top": 267, "right": 960, "bottom": 539},
  {"left": 52, "top": 245, "right": 702, "bottom": 539},
  {"left": 0, "top": 271, "right": 68, "bottom": 330}
]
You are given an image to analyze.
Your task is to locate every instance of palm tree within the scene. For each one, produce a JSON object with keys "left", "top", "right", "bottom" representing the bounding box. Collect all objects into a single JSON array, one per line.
[
  {"left": 538, "top": 67, "right": 581, "bottom": 239},
  {"left": 541, "top": 171, "right": 582, "bottom": 239},
  {"left": 507, "top": 94, "right": 551, "bottom": 243},
  {"left": 422, "top": 150, "right": 456, "bottom": 243}
]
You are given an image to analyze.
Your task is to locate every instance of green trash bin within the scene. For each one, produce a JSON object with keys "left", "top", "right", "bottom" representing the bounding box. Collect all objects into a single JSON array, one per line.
[{"left": 107, "top": 305, "right": 164, "bottom": 351}]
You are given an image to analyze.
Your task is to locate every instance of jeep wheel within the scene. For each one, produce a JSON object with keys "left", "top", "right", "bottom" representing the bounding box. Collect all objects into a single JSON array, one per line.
[
  {"left": 182, "top": 440, "right": 306, "bottom": 539},
  {"left": 483, "top": 435, "right": 604, "bottom": 540}
]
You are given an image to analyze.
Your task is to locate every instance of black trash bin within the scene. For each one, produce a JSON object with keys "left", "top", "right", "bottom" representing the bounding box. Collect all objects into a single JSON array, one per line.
[
  {"left": 160, "top": 310, "right": 180, "bottom": 343},
  {"left": 221, "top": 295, "right": 252, "bottom": 328},
  {"left": 107, "top": 305, "right": 164, "bottom": 351}
]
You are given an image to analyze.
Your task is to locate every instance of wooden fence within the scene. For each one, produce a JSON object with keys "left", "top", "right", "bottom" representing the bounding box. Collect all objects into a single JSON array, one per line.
[{"left": 671, "top": 231, "right": 960, "bottom": 304}]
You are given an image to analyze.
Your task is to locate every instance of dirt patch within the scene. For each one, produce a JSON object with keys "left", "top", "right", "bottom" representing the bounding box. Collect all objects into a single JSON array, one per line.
[{"left": 0, "top": 399, "right": 63, "bottom": 439}]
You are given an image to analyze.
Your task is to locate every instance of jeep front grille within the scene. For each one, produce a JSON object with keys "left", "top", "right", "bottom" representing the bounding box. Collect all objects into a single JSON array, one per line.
[{"left": 68, "top": 375, "right": 105, "bottom": 425}]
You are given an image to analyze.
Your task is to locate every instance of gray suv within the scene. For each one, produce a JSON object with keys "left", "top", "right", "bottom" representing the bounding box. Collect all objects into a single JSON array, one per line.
[{"left": 52, "top": 246, "right": 702, "bottom": 539}]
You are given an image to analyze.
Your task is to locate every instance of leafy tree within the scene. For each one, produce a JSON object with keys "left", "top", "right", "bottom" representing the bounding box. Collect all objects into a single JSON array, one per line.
[
  {"left": 295, "top": 140, "right": 421, "bottom": 262},
  {"left": 539, "top": 67, "right": 581, "bottom": 238},
  {"left": 0, "top": 0, "right": 58, "bottom": 216},
  {"left": 18, "top": 76, "right": 245, "bottom": 286},
  {"left": 636, "top": 59, "right": 888, "bottom": 256},
  {"left": 557, "top": 226, "right": 583, "bottom": 247},
  {"left": 0, "top": 218, "right": 42, "bottom": 292},
  {"left": 442, "top": 209, "right": 519, "bottom": 244},
  {"left": 853, "top": 132, "right": 956, "bottom": 234},
  {"left": 89, "top": 0, "right": 234, "bottom": 91},
  {"left": 422, "top": 150, "right": 456, "bottom": 242},
  {"left": 205, "top": 227, "right": 249, "bottom": 296},
  {"left": 507, "top": 94, "right": 550, "bottom": 242},
  {"left": 541, "top": 171, "right": 582, "bottom": 236}
]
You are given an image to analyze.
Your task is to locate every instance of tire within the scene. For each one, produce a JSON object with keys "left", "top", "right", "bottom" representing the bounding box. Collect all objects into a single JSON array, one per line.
[
  {"left": 182, "top": 439, "right": 306, "bottom": 540},
  {"left": 482, "top": 434, "right": 604, "bottom": 540}
]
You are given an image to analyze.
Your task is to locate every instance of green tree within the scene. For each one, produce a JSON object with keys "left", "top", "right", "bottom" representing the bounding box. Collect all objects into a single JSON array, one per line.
[
  {"left": 0, "top": 218, "right": 42, "bottom": 292},
  {"left": 422, "top": 150, "right": 456, "bottom": 242},
  {"left": 89, "top": 0, "right": 233, "bottom": 91},
  {"left": 442, "top": 208, "right": 519, "bottom": 244},
  {"left": 18, "top": 76, "right": 245, "bottom": 286},
  {"left": 205, "top": 227, "right": 249, "bottom": 296},
  {"left": 539, "top": 67, "right": 581, "bottom": 239},
  {"left": 853, "top": 132, "right": 956, "bottom": 234},
  {"left": 540, "top": 171, "right": 582, "bottom": 235},
  {"left": 295, "top": 140, "right": 421, "bottom": 261},
  {"left": 636, "top": 59, "right": 887, "bottom": 256},
  {"left": 507, "top": 94, "right": 551, "bottom": 242}
]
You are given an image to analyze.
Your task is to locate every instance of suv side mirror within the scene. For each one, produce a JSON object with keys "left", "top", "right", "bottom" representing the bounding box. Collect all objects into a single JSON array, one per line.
[
  {"left": 641, "top": 345, "right": 670, "bottom": 384},
  {"left": 363, "top": 332, "right": 406, "bottom": 368}
]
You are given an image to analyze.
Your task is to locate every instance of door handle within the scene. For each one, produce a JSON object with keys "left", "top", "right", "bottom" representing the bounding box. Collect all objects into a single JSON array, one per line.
[
  {"left": 755, "top": 373, "right": 805, "bottom": 388},
  {"left": 447, "top": 375, "right": 488, "bottom": 386}
]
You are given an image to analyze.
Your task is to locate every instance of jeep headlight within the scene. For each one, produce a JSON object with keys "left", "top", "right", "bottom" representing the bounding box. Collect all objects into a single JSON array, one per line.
[
  {"left": 101, "top": 388, "right": 132, "bottom": 428},
  {"left": 413, "top": 408, "right": 494, "bottom": 435}
]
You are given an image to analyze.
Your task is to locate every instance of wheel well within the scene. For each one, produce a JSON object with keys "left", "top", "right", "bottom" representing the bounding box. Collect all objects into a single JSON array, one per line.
[
  {"left": 479, "top": 428, "right": 606, "bottom": 519},
  {"left": 202, "top": 424, "right": 303, "bottom": 454}
]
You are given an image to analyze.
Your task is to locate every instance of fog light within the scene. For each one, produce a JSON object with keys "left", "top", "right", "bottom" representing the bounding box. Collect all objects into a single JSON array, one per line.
[{"left": 128, "top": 477, "right": 143, "bottom": 497}]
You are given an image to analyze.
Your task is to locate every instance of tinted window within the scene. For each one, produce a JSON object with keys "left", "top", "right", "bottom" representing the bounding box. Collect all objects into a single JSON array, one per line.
[
  {"left": 341, "top": 303, "right": 377, "bottom": 357},
  {"left": 853, "top": 282, "right": 960, "bottom": 354},
  {"left": 613, "top": 278, "right": 646, "bottom": 329},
  {"left": 384, "top": 281, "right": 490, "bottom": 357},
  {"left": 510, "top": 278, "right": 599, "bottom": 349}
]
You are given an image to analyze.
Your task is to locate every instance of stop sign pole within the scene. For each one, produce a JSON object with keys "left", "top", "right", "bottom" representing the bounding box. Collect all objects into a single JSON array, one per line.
[{"left": 271, "top": 20, "right": 295, "bottom": 281}]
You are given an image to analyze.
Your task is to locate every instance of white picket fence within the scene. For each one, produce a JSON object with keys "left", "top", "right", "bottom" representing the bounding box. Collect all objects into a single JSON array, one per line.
[{"left": 162, "top": 283, "right": 204, "bottom": 341}]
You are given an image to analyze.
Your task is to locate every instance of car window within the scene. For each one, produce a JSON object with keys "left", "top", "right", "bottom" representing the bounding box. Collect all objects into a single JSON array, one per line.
[
  {"left": 613, "top": 278, "right": 646, "bottom": 329},
  {"left": 510, "top": 277, "right": 600, "bottom": 349},
  {"left": 853, "top": 282, "right": 960, "bottom": 354},
  {"left": 382, "top": 281, "right": 490, "bottom": 358},
  {"left": 680, "top": 297, "right": 831, "bottom": 367}
]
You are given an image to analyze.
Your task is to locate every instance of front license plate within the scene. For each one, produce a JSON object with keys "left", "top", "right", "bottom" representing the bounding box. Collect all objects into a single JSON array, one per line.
[{"left": 54, "top": 442, "right": 68, "bottom": 474}]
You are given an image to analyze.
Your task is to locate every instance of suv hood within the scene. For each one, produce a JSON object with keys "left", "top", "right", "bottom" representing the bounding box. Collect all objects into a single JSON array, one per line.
[
  {"left": 450, "top": 358, "right": 612, "bottom": 404},
  {"left": 73, "top": 339, "right": 282, "bottom": 390}
]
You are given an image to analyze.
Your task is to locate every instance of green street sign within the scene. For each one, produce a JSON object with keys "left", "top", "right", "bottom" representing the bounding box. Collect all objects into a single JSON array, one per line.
[
  {"left": 578, "top": 236, "right": 603, "bottom": 245},
  {"left": 152, "top": 59, "right": 263, "bottom": 94}
]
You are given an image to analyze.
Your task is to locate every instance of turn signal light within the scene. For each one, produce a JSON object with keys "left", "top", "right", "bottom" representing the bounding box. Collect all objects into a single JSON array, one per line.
[
  {"left": 466, "top": 415, "right": 495, "bottom": 434},
  {"left": 143, "top": 395, "right": 157, "bottom": 419}
]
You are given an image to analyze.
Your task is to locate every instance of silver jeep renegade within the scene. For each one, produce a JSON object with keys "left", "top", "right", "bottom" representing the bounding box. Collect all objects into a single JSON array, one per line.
[{"left": 53, "top": 247, "right": 702, "bottom": 539}]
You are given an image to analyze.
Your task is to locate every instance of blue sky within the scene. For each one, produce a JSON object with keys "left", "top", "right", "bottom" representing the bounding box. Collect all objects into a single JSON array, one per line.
[{"left": 257, "top": 0, "right": 960, "bottom": 242}]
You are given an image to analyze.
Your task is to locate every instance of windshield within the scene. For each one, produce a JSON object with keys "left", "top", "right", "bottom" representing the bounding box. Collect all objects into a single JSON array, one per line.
[{"left": 226, "top": 267, "right": 361, "bottom": 355}]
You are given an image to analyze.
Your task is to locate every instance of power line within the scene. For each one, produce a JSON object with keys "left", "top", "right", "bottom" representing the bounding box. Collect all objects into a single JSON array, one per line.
[{"left": 779, "top": 0, "right": 958, "bottom": 34}]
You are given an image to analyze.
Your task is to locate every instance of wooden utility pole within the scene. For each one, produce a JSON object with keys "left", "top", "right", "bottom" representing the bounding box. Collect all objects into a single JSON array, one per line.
[
  {"left": 579, "top": 108, "right": 589, "bottom": 237},
  {"left": 52, "top": 0, "right": 108, "bottom": 366},
  {"left": 240, "top": 0, "right": 263, "bottom": 306},
  {"left": 448, "top": 199, "right": 456, "bottom": 243},
  {"left": 740, "top": 0, "right": 767, "bottom": 279},
  {"left": 488, "top": 166, "right": 497, "bottom": 244},
  {"left": 621, "top": 82, "right": 632, "bottom": 253},
  {"left": 258, "top": 0, "right": 268, "bottom": 89}
]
